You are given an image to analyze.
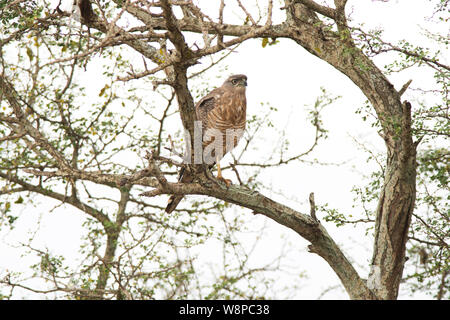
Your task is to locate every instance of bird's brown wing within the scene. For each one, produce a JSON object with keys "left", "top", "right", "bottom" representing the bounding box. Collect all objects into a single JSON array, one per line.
[{"left": 195, "top": 87, "right": 224, "bottom": 128}]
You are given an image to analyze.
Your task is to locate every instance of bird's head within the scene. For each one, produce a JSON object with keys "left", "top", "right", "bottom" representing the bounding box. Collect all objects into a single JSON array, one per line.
[{"left": 224, "top": 74, "right": 248, "bottom": 89}]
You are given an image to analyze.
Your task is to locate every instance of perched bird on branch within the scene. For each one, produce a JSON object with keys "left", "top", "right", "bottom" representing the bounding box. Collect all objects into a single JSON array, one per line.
[{"left": 165, "top": 74, "right": 248, "bottom": 213}]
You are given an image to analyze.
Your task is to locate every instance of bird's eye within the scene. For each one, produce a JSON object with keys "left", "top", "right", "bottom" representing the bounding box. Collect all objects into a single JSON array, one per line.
[{"left": 231, "top": 79, "right": 238, "bottom": 85}]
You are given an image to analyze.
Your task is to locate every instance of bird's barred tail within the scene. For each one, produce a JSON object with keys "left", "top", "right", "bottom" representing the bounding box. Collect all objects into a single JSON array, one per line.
[
  {"left": 164, "top": 167, "right": 187, "bottom": 214},
  {"left": 163, "top": 164, "right": 214, "bottom": 213},
  {"left": 165, "top": 195, "right": 184, "bottom": 214}
]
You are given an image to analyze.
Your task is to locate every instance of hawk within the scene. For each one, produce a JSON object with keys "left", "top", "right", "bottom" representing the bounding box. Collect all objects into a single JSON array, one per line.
[{"left": 165, "top": 74, "right": 248, "bottom": 213}]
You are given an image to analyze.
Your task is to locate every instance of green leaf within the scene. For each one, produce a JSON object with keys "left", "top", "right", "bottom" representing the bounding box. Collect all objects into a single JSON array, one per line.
[
  {"left": 262, "top": 38, "right": 269, "bottom": 48},
  {"left": 26, "top": 47, "right": 34, "bottom": 61},
  {"left": 14, "top": 196, "right": 23, "bottom": 204},
  {"left": 99, "top": 84, "right": 110, "bottom": 97}
]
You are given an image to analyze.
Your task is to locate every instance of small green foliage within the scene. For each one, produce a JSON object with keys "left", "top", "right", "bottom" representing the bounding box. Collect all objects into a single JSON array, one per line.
[
  {"left": 320, "top": 204, "right": 348, "bottom": 227},
  {"left": 262, "top": 37, "right": 269, "bottom": 48},
  {"left": 261, "top": 37, "right": 279, "bottom": 48}
]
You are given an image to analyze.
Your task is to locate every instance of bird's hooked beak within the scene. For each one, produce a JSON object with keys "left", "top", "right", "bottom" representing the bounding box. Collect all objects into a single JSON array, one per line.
[{"left": 241, "top": 79, "right": 248, "bottom": 87}]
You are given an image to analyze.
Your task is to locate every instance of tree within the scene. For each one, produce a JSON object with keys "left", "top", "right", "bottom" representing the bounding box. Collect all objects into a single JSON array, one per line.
[{"left": 0, "top": 0, "right": 448, "bottom": 300}]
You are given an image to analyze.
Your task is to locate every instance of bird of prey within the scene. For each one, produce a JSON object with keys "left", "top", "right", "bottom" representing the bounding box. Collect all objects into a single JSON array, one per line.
[{"left": 165, "top": 74, "right": 248, "bottom": 213}]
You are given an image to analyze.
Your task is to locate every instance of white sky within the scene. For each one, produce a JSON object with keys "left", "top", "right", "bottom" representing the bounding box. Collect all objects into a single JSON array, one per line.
[{"left": 1, "top": 0, "right": 447, "bottom": 299}]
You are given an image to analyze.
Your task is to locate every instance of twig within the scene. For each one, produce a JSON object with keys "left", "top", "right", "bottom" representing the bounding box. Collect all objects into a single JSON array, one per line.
[
  {"left": 230, "top": 161, "right": 244, "bottom": 186},
  {"left": 236, "top": 0, "right": 256, "bottom": 26},
  {"left": 164, "top": 134, "right": 185, "bottom": 159},
  {"left": 145, "top": 149, "right": 168, "bottom": 187},
  {"left": 309, "top": 192, "right": 319, "bottom": 223}
]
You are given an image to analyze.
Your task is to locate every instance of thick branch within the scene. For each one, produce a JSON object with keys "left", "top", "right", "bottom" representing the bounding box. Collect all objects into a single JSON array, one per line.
[
  {"left": 0, "top": 171, "right": 111, "bottom": 226},
  {"left": 142, "top": 180, "right": 376, "bottom": 299},
  {"left": 295, "top": 0, "right": 336, "bottom": 19},
  {"left": 94, "top": 189, "right": 130, "bottom": 299},
  {"left": 160, "top": 0, "right": 193, "bottom": 59}
]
